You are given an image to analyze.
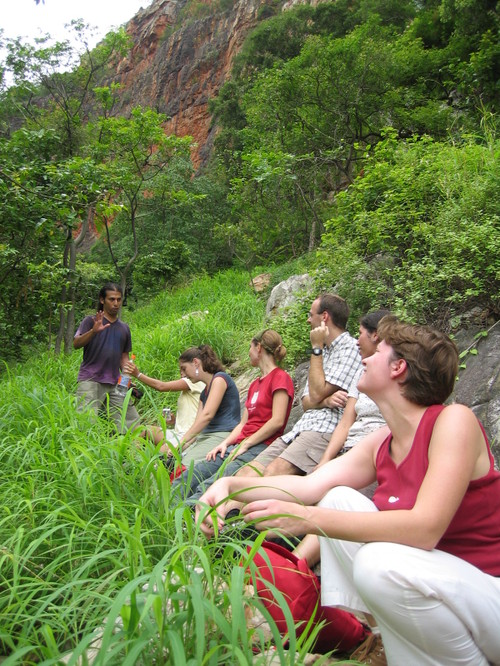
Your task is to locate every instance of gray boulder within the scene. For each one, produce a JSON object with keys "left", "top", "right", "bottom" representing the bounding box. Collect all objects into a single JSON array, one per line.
[
  {"left": 452, "top": 322, "right": 500, "bottom": 467},
  {"left": 266, "top": 274, "right": 314, "bottom": 317}
]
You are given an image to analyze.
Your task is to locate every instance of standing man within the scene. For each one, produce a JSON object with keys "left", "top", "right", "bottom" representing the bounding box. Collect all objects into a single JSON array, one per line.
[
  {"left": 74, "top": 283, "right": 140, "bottom": 433},
  {"left": 239, "top": 294, "right": 362, "bottom": 477}
]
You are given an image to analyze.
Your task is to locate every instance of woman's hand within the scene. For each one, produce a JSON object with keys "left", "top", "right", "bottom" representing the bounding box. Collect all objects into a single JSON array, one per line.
[
  {"left": 241, "top": 499, "right": 313, "bottom": 537},
  {"left": 226, "top": 439, "right": 250, "bottom": 462},
  {"left": 206, "top": 442, "right": 228, "bottom": 461},
  {"left": 122, "top": 359, "right": 138, "bottom": 376},
  {"left": 196, "top": 478, "right": 231, "bottom": 536}
]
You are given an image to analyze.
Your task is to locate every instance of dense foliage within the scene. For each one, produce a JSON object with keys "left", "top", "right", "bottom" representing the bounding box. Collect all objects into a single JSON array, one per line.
[
  {"left": 316, "top": 130, "right": 500, "bottom": 327},
  {"left": 1, "top": 0, "right": 498, "bottom": 360},
  {"left": 211, "top": 0, "right": 498, "bottom": 268}
]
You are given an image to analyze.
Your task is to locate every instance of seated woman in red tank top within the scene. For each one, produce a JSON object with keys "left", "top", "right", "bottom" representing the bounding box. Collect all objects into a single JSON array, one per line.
[{"left": 197, "top": 316, "right": 500, "bottom": 665}]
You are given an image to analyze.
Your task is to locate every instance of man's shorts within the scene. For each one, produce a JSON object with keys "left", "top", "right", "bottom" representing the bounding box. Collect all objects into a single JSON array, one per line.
[
  {"left": 76, "top": 380, "right": 140, "bottom": 434},
  {"left": 252, "top": 430, "right": 332, "bottom": 475}
]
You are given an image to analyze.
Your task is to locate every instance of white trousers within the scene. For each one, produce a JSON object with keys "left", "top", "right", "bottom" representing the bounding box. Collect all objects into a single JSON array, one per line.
[{"left": 318, "top": 486, "right": 500, "bottom": 665}]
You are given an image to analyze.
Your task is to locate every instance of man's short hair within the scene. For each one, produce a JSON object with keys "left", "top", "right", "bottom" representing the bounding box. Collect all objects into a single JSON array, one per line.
[
  {"left": 377, "top": 315, "right": 458, "bottom": 405},
  {"left": 317, "top": 294, "right": 349, "bottom": 330},
  {"left": 97, "top": 283, "right": 123, "bottom": 311}
]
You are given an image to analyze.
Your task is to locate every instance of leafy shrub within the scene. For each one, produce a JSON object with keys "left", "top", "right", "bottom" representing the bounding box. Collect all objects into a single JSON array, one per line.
[
  {"left": 318, "top": 131, "right": 500, "bottom": 326},
  {"left": 132, "top": 241, "right": 194, "bottom": 299}
]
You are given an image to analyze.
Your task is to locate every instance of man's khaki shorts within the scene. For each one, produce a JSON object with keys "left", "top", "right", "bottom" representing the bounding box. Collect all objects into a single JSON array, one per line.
[{"left": 251, "top": 430, "right": 332, "bottom": 474}]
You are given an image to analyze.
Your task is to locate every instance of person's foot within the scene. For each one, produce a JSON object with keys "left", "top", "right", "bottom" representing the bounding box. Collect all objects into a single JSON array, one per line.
[{"left": 349, "top": 633, "right": 387, "bottom": 665}]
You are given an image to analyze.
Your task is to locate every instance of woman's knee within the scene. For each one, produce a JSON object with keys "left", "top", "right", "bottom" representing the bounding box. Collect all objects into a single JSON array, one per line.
[{"left": 353, "top": 543, "right": 417, "bottom": 612}]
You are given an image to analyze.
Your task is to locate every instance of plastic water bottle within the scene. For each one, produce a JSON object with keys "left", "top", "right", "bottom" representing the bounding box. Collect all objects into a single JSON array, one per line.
[{"left": 116, "top": 354, "right": 135, "bottom": 396}]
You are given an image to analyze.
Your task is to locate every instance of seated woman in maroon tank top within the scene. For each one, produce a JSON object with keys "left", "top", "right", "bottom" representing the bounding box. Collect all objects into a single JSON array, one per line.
[{"left": 197, "top": 316, "right": 500, "bottom": 665}]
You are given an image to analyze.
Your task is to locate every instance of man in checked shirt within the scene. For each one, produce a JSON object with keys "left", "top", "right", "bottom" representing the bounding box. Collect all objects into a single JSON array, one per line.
[{"left": 239, "top": 293, "right": 362, "bottom": 477}]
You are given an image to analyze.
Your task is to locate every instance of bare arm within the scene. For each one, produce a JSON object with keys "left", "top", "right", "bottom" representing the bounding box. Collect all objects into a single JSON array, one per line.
[
  {"left": 73, "top": 312, "right": 109, "bottom": 349},
  {"left": 122, "top": 359, "right": 189, "bottom": 392},
  {"left": 306, "top": 322, "right": 342, "bottom": 404},
  {"left": 227, "top": 389, "right": 291, "bottom": 460},
  {"left": 317, "top": 397, "right": 358, "bottom": 466},
  {"left": 239, "top": 389, "right": 290, "bottom": 449},
  {"left": 120, "top": 352, "right": 130, "bottom": 372},
  {"left": 242, "top": 405, "right": 487, "bottom": 550},
  {"left": 196, "top": 427, "right": 385, "bottom": 534},
  {"left": 321, "top": 390, "right": 349, "bottom": 409},
  {"left": 301, "top": 386, "right": 345, "bottom": 411},
  {"left": 206, "top": 409, "right": 249, "bottom": 461}
]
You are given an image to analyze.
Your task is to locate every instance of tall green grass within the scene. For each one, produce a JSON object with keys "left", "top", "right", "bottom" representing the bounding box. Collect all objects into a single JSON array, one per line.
[{"left": 1, "top": 270, "right": 353, "bottom": 664}]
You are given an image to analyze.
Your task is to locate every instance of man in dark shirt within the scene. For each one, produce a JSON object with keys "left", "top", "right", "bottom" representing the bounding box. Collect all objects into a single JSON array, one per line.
[{"left": 74, "top": 283, "right": 139, "bottom": 433}]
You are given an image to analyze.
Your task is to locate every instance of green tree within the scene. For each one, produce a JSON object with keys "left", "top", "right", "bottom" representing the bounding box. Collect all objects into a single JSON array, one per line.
[
  {"left": 1, "top": 25, "right": 132, "bottom": 354},
  {"left": 90, "top": 106, "right": 194, "bottom": 297}
]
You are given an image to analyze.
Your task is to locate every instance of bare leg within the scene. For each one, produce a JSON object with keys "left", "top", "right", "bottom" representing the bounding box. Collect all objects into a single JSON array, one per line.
[
  {"left": 263, "top": 456, "right": 303, "bottom": 476},
  {"left": 292, "top": 534, "right": 321, "bottom": 568},
  {"left": 140, "top": 425, "right": 165, "bottom": 446}
]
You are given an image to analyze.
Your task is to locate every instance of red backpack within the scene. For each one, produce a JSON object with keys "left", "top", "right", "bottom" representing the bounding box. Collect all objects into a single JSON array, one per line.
[{"left": 248, "top": 541, "right": 368, "bottom": 654}]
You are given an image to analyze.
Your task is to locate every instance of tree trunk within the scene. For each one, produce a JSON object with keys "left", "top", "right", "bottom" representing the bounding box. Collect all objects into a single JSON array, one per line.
[
  {"left": 54, "top": 207, "right": 92, "bottom": 354},
  {"left": 63, "top": 239, "right": 77, "bottom": 353},
  {"left": 54, "top": 237, "right": 70, "bottom": 355}
]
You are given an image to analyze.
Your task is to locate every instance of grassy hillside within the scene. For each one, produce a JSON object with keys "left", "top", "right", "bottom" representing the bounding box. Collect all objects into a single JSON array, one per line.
[{"left": 0, "top": 266, "right": 337, "bottom": 664}]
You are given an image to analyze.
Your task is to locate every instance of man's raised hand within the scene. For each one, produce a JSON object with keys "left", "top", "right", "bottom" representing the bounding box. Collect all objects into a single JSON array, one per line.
[{"left": 92, "top": 310, "right": 111, "bottom": 334}]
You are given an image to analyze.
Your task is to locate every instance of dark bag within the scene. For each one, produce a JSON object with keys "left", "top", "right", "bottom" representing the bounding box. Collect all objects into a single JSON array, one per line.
[
  {"left": 248, "top": 541, "right": 367, "bottom": 654},
  {"left": 131, "top": 384, "right": 144, "bottom": 400}
]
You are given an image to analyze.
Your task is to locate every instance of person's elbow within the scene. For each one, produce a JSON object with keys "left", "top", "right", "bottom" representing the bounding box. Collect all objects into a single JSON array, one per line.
[
  {"left": 200, "top": 409, "right": 216, "bottom": 424},
  {"left": 406, "top": 510, "right": 447, "bottom": 551},
  {"left": 274, "top": 413, "right": 288, "bottom": 430},
  {"left": 307, "top": 387, "right": 324, "bottom": 405}
]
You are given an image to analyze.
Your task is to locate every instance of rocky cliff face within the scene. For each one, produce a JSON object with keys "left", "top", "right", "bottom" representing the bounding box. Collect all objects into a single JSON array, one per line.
[{"left": 110, "top": 0, "right": 268, "bottom": 169}]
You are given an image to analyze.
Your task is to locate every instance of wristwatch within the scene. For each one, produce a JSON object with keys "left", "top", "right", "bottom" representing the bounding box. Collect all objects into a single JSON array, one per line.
[{"left": 311, "top": 347, "right": 323, "bottom": 356}]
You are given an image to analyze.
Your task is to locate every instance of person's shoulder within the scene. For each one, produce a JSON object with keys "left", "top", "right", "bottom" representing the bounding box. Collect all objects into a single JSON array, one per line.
[
  {"left": 214, "top": 371, "right": 236, "bottom": 387},
  {"left": 436, "top": 403, "right": 478, "bottom": 428},
  {"left": 328, "top": 331, "right": 357, "bottom": 351},
  {"left": 340, "top": 331, "right": 359, "bottom": 349},
  {"left": 115, "top": 318, "right": 131, "bottom": 330},
  {"left": 348, "top": 368, "right": 363, "bottom": 397},
  {"left": 271, "top": 366, "right": 291, "bottom": 379},
  {"left": 76, "top": 314, "right": 96, "bottom": 331},
  {"left": 184, "top": 378, "right": 205, "bottom": 393},
  {"left": 269, "top": 367, "right": 294, "bottom": 389}
]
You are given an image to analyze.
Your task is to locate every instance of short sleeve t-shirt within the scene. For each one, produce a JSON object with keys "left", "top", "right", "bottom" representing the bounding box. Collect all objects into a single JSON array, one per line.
[
  {"left": 75, "top": 315, "right": 132, "bottom": 385},
  {"left": 237, "top": 367, "right": 294, "bottom": 446},
  {"left": 200, "top": 371, "right": 241, "bottom": 434},
  {"left": 283, "top": 332, "right": 362, "bottom": 441}
]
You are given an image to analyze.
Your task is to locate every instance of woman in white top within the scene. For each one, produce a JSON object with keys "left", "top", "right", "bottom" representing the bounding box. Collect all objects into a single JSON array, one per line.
[{"left": 122, "top": 358, "right": 205, "bottom": 448}]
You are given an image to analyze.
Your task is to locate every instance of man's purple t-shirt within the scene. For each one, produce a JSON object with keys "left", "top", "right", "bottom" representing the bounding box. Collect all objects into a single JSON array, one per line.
[{"left": 75, "top": 315, "right": 132, "bottom": 385}]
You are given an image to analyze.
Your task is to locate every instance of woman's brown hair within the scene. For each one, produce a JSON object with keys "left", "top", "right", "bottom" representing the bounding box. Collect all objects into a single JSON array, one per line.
[
  {"left": 377, "top": 316, "right": 458, "bottom": 405},
  {"left": 252, "top": 329, "right": 287, "bottom": 363},
  {"left": 179, "top": 345, "right": 224, "bottom": 374}
]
